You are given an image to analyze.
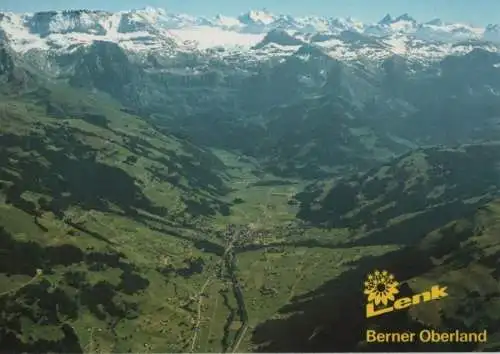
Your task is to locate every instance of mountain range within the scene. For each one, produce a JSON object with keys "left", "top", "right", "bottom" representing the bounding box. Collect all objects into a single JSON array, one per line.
[
  {"left": 1, "top": 5, "right": 500, "bottom": 353},
  {"left": 2, "top": 7, "right": 500, "bottom": 61}
]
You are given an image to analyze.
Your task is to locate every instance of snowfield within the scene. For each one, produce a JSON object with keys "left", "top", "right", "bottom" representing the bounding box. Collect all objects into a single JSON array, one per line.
[{"left": 1, "top": 7, "right": 499, "bottom": 61}]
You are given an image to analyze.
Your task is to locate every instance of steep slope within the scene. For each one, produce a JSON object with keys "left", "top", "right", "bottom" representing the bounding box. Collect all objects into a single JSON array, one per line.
[
  {"left": 0, "top": 44, "right": 38, "bottom": 91},
  {"left": 2, "top": 9, "right": 500, "bottom": 182},
  {"left": 297, "top": 143, "right": 500, "bottom": 233},
  {"left": 1, "top": 54, "right": 351, "bottom": 353},
  {"left": 60, "top": 46, "right": 500, "bottom": 180},
  {"left": 253, "top": 145, "right": 500, "bottom": 352},
  {"left": 0, "top": 82, "right": 233, "bottom": 224},
  {"left": 252, "top": 198, "right": 500, "bottom": 352},
  {"left": 0, "top": 67, "right": 243, "bottom": 352}
]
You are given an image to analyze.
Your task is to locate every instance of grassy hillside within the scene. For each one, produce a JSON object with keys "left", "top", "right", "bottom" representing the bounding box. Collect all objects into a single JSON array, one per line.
[
  {"left": 252, "top": 198, "right": 500, "bottom": 352},
  {"left": 0, "top": 67, "right": 377, "bottom": 352},
  {"left": 251, "top": 145, "right": 500, "bottom": 352},
  {"left": 0, "top": 75, "right": 240, "bottom": 351},
  {"left": 297, "top": 144, "right": 500, "bottom": 234}
]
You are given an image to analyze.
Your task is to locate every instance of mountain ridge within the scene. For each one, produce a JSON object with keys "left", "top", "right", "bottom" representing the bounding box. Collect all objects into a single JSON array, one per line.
[{"left": 2, "top": 7, "right": 500, "bottom": 62}]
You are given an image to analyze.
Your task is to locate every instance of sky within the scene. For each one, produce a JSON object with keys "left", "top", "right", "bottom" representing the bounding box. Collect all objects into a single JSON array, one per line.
[{"left": 1, "top": 0, "right": 499, "bottom": 26}]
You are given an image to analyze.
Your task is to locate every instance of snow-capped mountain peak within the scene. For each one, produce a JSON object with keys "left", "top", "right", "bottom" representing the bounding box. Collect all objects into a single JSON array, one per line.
[
  {"left": 372, "top": 13, "right": 418, "bottom": 34},
  {"left": 135, "top": 6, "right": 167, "bottom": 16},
  {"left": 379, "top": 14, "right": 394, "bottom": 25},
  {"left": 211, "top": 14, "right": 242, "bottom": 29},
  {"left": 238, "top": 9, "right": 276, "bottom": 26},
  {"left": 1, "top": 7, "right": 500, "bottom": 62},
  {"left": 394, "top": 13, "right": 417, "bottom": 23},
  {"left": 379, "top": 13, "right": 416, "bottom": 25},
  {"left": 426, "top": 18, "right": 444, "bottom": 26}
]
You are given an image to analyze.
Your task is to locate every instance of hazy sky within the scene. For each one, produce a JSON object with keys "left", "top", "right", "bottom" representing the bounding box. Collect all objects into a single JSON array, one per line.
[{"left": 1, "top": 0, "right": 499, "bottom": 26}]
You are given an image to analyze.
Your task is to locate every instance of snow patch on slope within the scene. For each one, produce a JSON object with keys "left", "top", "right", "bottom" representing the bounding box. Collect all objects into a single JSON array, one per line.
[
  {"left": 169, "top": 26, "right": 265, "bottom": 50},
  {"left": 211, "top": 14, "right": 242, "bottom": 29},
  {"left": 239, "top": 10, "right": 276, "bottom": 26},
  {"left": 0, "top": 13, "right": 50, "bottom": 52},
  {"left": 384, "top": 36, "right": 408, "bottom": 55}
]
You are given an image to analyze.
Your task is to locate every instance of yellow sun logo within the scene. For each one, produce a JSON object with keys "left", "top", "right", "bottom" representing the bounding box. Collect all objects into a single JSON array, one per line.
[{"left": 364, "top": 270, "right": 399, "bottom": 306}]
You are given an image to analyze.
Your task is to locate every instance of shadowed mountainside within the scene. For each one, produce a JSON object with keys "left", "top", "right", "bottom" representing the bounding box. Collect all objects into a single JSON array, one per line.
[
  {"left": 297, "top": 143, "right": 500, "bottom": 233},
  {"left": 252, "top": 197, "right": 500, "bottom": 352}
]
